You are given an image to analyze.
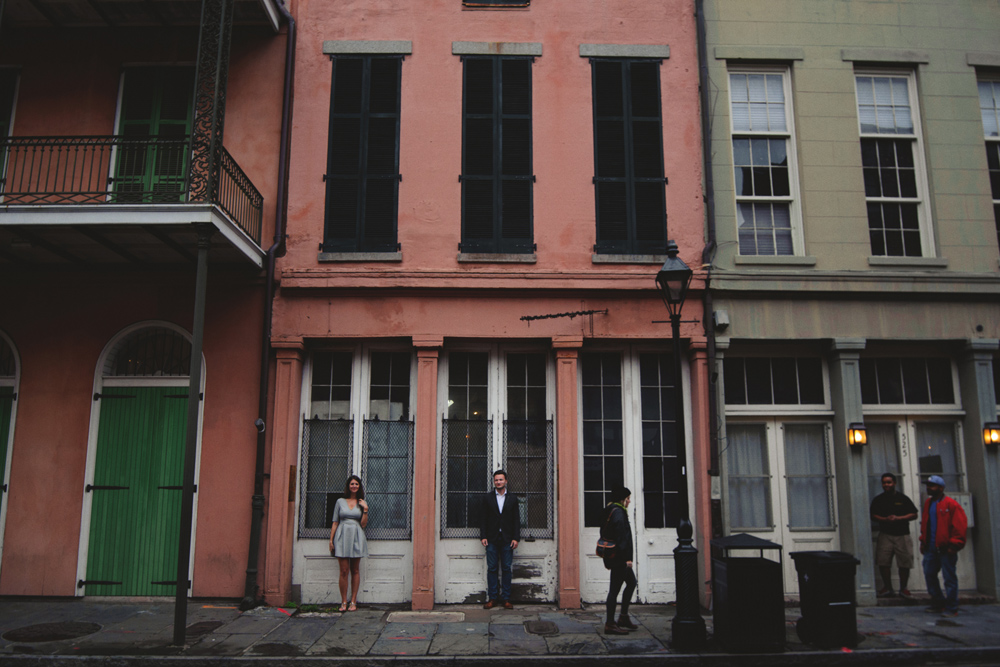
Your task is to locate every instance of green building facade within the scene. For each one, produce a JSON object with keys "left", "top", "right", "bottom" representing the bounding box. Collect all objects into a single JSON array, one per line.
[{"left": 703, "top": 0, "right": 1000, "bottom": 604}]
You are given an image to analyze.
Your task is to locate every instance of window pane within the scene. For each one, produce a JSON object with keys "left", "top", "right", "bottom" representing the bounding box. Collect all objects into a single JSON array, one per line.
[
  {"left": 581, "top": 352, "right": 624, "bottom": 526},
  {"left": 915, "top": 423, "right": 961, "bottom": 492},
  {"left": 726, "top": 424, "right": 771, "bottom": 529},
  {"left": 784, "top": 424, "right": 832, "bottom": 528}
]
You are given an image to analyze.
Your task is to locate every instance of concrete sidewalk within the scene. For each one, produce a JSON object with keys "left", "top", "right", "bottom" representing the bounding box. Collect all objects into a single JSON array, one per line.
[{"left": 1, "top": 596, "right": 999, "bottom": 666}]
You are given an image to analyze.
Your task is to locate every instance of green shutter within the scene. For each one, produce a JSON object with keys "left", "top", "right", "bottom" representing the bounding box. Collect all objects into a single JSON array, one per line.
[
  {"left": 114, "top": 68, "right": 194, "bottom": 203},
  {"left": 85, "top": 387, "right": 188, "bottom": 596},
  {"left": 0, "top": 393, "right": 12, "bottom": 496}
]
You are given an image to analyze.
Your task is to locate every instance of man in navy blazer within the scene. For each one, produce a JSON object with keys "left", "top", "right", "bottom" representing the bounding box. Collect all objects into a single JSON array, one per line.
[{"left": 480, "top": 469, "right": 520, "bottom": 609}]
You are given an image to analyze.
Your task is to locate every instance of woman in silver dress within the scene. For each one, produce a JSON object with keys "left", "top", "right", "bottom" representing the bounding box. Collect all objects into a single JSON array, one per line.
[{"left": 328, "top": 475, "right": 369, "bottom": 611}]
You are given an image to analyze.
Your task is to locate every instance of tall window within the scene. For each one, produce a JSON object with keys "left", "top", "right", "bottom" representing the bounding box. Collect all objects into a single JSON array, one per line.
[
  {"left": 441, "top": 352, "right": 491, "bottom": 536},
  {"left": 440, "top": 350, "right": 554, "bottom": 538},
  {"left": 783, "top": 424, "right": 833, "bottom": 529},
  {"left": 729, "top": 70, "right": 799, "bottom": 256},
  {"left": 725, "top": 424, "right": 772, "bottom": 530},
  {"left": 461, "top": 56, "right": 534, "bottom": 254},
  {"left": 324, "top": 56, "right": 402, "bottom": 253},
  {"left": 591, "top": 59, "right": 667, "bottom": 255},
  {"left": 723, "top": 355, "right": 833, "bottom": 534},
  {"left": 114, "top": 67, "right": 193, "bottom": 203},
  {"left": 855, "top": 72, "right": 929, "bottom": 257},
  {"left": 979, "top": 78, "right": 1000, "bottom": 248},
  {"left": 299, "top": 349, "right": 414, "bottom": 539},
  {"left": 581, "top": 352, "right": 624, "bottom": 526}
]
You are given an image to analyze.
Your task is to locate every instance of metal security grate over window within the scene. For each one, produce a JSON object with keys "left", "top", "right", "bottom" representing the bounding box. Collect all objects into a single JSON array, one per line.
[
  {"left": 502, "top": 419, "right": 553, "bottom": 539},
  {"left": 298, "top": 418, "right": 354, "bottom": 539},
  {"left": 361, "top": 418, "right": 414, "bottom": 540},
  {"left": 441, "top": 418, "right": 492, "bottom": 538}
]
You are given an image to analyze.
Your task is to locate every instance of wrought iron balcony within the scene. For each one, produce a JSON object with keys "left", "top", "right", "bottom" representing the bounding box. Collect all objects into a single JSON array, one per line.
[{"left": 0, "top": 135, "right": 263, "bottom": 247}]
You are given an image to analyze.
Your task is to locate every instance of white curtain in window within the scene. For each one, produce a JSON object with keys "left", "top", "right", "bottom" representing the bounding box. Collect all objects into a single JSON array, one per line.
[
  {"left": 726, "top": 424, "right": 771, "bottom": 529},
  {"left": 865, "top": 423, "right": 902, "bottom": 500},
  {"left": 784, "top": 424, "right": 832, "bottom": 529},
  {"left": 915, "top": 422, "right": 960, "bottom": 491}
]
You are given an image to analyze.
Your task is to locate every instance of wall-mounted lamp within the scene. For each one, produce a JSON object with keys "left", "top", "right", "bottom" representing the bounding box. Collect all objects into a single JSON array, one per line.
[
  {"left": 984, "top": 422, "right": 1000, "bottom": 446},
  {"left": 848, "top": 423, "right": 867, "bottom": 446}
]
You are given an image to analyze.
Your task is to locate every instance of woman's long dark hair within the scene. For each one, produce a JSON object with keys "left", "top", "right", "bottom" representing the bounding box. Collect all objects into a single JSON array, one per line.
[{"left": 344, "top": 474, "right": 365, "bottom": 500}]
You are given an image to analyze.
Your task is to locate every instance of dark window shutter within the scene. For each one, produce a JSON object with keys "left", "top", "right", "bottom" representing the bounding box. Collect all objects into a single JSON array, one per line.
[
  {"left": 461, "top": 56, "right": 533, "bottom": 253},
  {"left": 0, "top": 70, "right": 17, "bottom": 138},
  {"left": 324, "top": 56, "right": 402, "bottom": 252},
  {"left": 592, "top": 59, "right": 666, "bottom": 254}
]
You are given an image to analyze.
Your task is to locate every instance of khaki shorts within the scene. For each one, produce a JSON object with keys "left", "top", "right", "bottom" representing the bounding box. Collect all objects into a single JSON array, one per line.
[{"left": 876, "top": 533, "right": 913, "bottom": 569}]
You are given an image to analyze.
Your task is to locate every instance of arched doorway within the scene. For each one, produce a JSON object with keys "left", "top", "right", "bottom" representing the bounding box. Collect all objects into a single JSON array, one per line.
[
  {"left": 77, "top": 323, "right": 204, "bottom": 596},
  {"left": 0, "top": 332, "right": 19, "bottom": 576}
]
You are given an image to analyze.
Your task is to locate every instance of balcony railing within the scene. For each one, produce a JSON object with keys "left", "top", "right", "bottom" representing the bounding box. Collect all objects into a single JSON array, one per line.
[{"left": 0, "top": 135, "right": 263, "bottom": 246}]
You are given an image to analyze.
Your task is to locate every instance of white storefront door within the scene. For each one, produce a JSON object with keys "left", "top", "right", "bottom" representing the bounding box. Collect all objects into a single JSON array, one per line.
[
  {"left": 579, "top": 349, "right": 688, "bottom": 604},
  {"left": 434, "top": 348, "right": 557, "bottom": 604},
  {"left": 866, "top": 419, "right": 975, "bottom": 592},
  {"left": 294, "top": 347, "right": 415, "bottom": 604}
]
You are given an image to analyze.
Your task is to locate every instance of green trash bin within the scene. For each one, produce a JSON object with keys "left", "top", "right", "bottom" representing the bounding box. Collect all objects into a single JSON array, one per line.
[{"left": 790, "top": 551, "right": 860, "bottom": 649}]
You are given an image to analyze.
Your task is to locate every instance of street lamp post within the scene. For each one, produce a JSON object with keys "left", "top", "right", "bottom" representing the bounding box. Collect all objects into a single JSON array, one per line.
[{"left": 655, "top": 240, "right": 706, "bottom": 651}]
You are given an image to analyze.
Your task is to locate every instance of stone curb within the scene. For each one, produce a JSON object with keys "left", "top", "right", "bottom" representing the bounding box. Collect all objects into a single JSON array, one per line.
[{"left": 3, "top": 645, "right": 1000, "bottom": 667}]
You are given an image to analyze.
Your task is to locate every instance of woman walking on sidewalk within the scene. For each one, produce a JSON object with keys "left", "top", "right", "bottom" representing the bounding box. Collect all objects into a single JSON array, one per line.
[
  {"left": 601, "top": 485, "right": 637, "bottom": 635},
  {"left": 329, "top": 475, "right": 369, "bottom": 612}
]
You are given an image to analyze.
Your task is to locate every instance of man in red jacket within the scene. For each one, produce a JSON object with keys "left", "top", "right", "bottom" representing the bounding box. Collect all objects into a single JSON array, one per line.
[{"left": 919, "top": 475, "right": 968, "bottom": 616}]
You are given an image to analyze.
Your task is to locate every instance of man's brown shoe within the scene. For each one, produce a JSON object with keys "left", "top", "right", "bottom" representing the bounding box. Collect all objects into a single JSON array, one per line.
[
  {"left": 604, "top": 621, "right": 629, "bottom": 635},
  {"left": 617, "top": 614, "right": 638, "bottom": 630},
  {"left": 503, "top": 600, "right": 514, "bottom": 610},
  {"left": 483, "top": 599, "right": 497, "bottom": 609}
]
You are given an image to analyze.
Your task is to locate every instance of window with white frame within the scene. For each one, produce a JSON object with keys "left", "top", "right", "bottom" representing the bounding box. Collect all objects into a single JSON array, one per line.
[
  {"left": 978, "top": 78, "right": 1000, "bottom": 249},
  {"left": 723, "top": 355, "right": 834, "bottom": 533},
  {"left": 581, "top": 350, "right": 682, "bottom": 529},
  {"left": 728, "top": 69, "right": 800, "bottom": 256},
  {"left": 854, "top": 72, "right": 930, "bottom": 257},
  {"left": 299, "top": 348, "right": 415, "bottom": 540},
  {"left": 440, "top": 349, "right": 554, "bottom": 539},
  {"left": 859, "top": 357, "right": 955, "bottom": 406}
]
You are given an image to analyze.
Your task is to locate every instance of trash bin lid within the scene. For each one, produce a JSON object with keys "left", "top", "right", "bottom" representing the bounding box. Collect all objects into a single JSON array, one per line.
[
  {"left": 711, "top": 533, "right": 782, "bottom": 551},
  {"left": 789, "top": 550, "right": 860, "bottom": 564}
]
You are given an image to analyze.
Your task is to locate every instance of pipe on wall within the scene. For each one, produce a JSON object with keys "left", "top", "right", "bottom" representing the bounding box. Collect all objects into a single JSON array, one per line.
[{"left": 242, "top": 0, "right": 294, "bottom": 611}]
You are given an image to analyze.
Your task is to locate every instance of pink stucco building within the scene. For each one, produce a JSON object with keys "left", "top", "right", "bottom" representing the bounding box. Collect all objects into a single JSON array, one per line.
[
  {"left": 0, "top": 3, "right": 287, "bottom": 600},
  {"left": 265, "top": 0, "right": 710, "bottom": 609}
]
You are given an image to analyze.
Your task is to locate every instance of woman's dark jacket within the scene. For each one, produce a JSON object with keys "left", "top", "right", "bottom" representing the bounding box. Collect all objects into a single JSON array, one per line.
[{"left": 601, "top": 503, "right": 633, "bottom": 567}]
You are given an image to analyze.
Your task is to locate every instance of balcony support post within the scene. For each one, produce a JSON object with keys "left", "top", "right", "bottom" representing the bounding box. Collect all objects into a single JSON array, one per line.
[
  {"left": 173, "top": 225, "right": 213, "bottom": 646},
  {"left": 189, "top": 0, "right": 235, "bottom": 204}
]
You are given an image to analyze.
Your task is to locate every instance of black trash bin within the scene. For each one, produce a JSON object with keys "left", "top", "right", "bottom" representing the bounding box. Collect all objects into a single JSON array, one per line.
[
  {"left": 790, "top": 551, "right": 860, "bottom": 649},
  {"left": 711, "top": 534, "right": 784, "bottom": 652}
]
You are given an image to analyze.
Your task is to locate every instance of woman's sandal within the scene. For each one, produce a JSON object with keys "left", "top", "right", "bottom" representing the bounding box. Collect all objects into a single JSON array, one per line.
[
  {"left": 348, "top": 602, "right": 357, "bottom": 612},
  {"left": 339, "top": 602, "right": 347, "bottom": 612}
]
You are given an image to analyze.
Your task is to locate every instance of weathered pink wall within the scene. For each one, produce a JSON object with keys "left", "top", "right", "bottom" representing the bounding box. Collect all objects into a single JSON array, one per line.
[
  {"left": 280, "top": 0, "right": 704, "bottom": 279},
  {"left": 0, "top": 273, "right": 265, "bottom": 597},
  {"left": 0, "top": 26, "right": 287, "bottom": 597}
]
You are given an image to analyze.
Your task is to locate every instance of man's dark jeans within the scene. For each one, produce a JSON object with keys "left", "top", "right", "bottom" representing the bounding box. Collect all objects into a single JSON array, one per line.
[{"left": 486, "top": 541, "right": 513, "bottom": 601}]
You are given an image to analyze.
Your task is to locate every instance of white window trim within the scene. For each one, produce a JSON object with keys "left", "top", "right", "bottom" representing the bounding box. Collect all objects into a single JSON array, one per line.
[
  {"left": 727, "top": 66, "right": 805, "bottom": 257},
  {"left": 854, "top": 68, "right": 935, "bottom": 258},
  {"left": 978, "top": 77, "right": 1000, "bottom": 252}
]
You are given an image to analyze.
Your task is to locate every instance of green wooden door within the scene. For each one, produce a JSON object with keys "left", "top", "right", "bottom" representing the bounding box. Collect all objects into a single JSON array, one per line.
[
  {"left": 0, "top": 390, "right": 12, "bottom": 505},
  {"left": 114, "top": 67, "right": 194, "bottom": 203},
  {"left": 85, "top": 386, "right": 188, "bottom": 595}
]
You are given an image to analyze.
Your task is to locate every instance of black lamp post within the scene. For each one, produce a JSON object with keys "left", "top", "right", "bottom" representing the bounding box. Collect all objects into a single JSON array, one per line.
[{"left": 655, "top": 240, "right": 706, "bottom": 650}]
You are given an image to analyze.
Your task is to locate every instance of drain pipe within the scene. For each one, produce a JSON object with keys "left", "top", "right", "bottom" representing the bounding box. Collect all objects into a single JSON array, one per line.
[
  {"left": 695, "top": 0, "right": 721, "bottom": 507},
  {"left": 242, "top": 0, "right": 294, "bottom": 611}
]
